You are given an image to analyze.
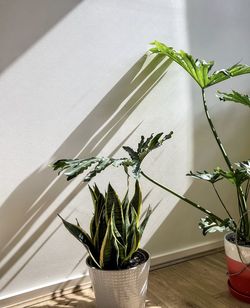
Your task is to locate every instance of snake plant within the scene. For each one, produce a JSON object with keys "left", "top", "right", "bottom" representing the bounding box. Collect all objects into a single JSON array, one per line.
[
  {"left": 53, "top": 42, "right": 250, "bottom": 243},
  {"left": 58, "top": 180, "right": 151, "bottom": 270}
]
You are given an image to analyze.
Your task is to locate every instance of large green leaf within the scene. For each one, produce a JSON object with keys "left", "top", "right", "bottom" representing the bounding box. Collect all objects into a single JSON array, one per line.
[
  {"left": 150, "top": 41, "right": 250, "bottom": 88},
  {"left": 52, "top": 132, "right": 172, "bottom": 182},
  {"left": 217, "top": 91, "right": 250, "bottom": 108},
  {"left": 105, "top": 184, "right": 124, "bottom": 235},
  {"left": 52, "top": 158, "right": 100, "bottom": 180},
  {"left": 52, "top": 157, "right": 128, "bottom": 182},
  {"left": 99, "top": 220, "right": 115, "bottom": 269}
]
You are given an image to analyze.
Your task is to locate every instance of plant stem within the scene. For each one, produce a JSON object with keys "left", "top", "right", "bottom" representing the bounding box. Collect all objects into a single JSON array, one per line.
[
  {"left": 245, "top": 179, "right": 250, "bottom": 201},
  {"left": 201, "top": 89, "right": 234, "bottom": 172},
  {"left": 237, "top": 186, "right": 249, "bottom": 238},
  {"left": 201, "top": 89, "right": 249, "bottom": 237},
  {"left": 212, "top": 183, "right": 235, "bottom": 224},
  {"left": 141, "top": 171, "right": 233, "bottom": 228}
]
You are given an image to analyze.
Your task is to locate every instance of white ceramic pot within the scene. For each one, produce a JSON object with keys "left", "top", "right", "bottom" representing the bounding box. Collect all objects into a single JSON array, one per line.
[{"left": 86, "top": 249, "right": 150, "bottom": 308}]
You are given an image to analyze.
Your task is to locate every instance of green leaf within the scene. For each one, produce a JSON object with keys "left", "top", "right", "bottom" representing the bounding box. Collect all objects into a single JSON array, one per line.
[
  {"left": 199, "top": 215, "right": 235, "bottom": 235},
  {"left": 99, "top": 220, "right": 115, "bottom": 269},
  {"left": 58, "top": 214, "right": 100, "bottom": 268},
  {"left": 139, "top": 206, "right": 152, "bottom": 238},
  {"left": 111, "top": 206, "right": 126, "bottom": 261},
  {"left": 150, "top": 41, "right": 250, "bottom": 88},
  {"left": 105, "top": 184, "right": 124, "bottom": 235},
  {"left": 216, "top": 166, "right": 250, "bottom": 186},
  {"left": 123, "top": 132, "right": 173, "bottom": 178},
  {"left": 217, "top": 91, "right": 250, "bottom": 108},
  {"left": 187, "top": 170, "right": 222, "bottom": 183},
  {"left": 129, "top": 180, "right": 142, "bottom": 226},
  {"left": 84, "top": 158, "right": 114, "bottom": 182},
  {"left": 236, "top": 160, "right": 250, "bottom": 176},
  {"left": 51, "top": 157, "right": 128, "bottom": 182}
]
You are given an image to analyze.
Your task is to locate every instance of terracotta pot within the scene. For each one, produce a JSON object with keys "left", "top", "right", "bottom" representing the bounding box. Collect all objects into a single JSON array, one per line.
[
  {"left": 86, "top": 249, "right": 150, "bottom": 308},
  {"left": 224, "top": 233, "right": 250, "bottom": 303}
]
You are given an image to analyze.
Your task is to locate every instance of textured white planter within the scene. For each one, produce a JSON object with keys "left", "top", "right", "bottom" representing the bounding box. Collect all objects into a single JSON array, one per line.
[{"left": 86, "top": 249, "right": 150, "bottom": 308}]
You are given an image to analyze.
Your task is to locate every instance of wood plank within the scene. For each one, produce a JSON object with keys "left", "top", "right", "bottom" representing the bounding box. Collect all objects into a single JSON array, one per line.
[{"left": 9, "top": 252, "right": 250, "bottom": 308}]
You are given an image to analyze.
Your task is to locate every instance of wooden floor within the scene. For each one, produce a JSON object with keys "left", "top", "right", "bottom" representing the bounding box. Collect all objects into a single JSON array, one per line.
[{"left": 12, "top": 252, "right": 249, "bottom": 308}]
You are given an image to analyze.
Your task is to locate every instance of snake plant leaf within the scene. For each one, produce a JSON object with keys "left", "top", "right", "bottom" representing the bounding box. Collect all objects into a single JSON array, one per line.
[
  {"left": 99, "top": 220, "right": 116, "bottom": 269},
  {"left": 111, "top": 206, "right": 126, "bottom": 261},
  {"left": 93, "top": 206, "right": 106, "bottom": 253},
  {"left": 139, "top": 206, "right": 152, "bottom": 238},
  {"left": 187, "top": 170, "right": 223, "bottom": 183},
  {"left": 150, "top": 41, "right": 250, "bottom": 88},
  {"left": 124, "top": 223, "right": 141, "bottom": 262},
  {"left": 199, "top": 216, "right": 235, "bottom": 235},
  {"left": 129, "top": 180, "right": 142, "bottom": 226},
  {"left": 124, "top": 207, "right": 139, "bottom": 257},
  {"left": 105, "top": 184, "right": 124, "bottom": 235},
  {"left": 58, "top": 214, "right": 100, "bottom": 268},
  {"left": 217, "top": 91, "right": 250, "bottom": 108},
  {"left": 88, "top": 184, "right": 107, "bottom": 252}
]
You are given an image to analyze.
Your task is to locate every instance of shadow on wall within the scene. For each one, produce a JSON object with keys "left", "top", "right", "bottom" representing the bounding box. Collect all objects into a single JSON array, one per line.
[
  {"left": 0, "top": 0, "right": 83, "bottom": 74},
  {"left": 0, "top": 53, "right": 172, "bottom": 291}
]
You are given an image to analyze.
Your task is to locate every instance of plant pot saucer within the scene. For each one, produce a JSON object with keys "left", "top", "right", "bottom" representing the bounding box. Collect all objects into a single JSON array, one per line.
[{"left": 228, "top": 280, "right": 250, "bottom": 303}]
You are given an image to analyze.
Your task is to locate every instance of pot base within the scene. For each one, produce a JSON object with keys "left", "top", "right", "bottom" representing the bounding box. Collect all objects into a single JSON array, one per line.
[{"left": 228, "top": 280, "right": 250, "bottom": 303}]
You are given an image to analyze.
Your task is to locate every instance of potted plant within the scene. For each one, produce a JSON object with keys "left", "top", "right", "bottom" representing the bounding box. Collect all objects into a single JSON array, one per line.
[
  {"left": 52, "top": 42, "right": 250, "bottom": 302},
  {"left": 54, "top": 177, "right": 151, "bottom": 308}
]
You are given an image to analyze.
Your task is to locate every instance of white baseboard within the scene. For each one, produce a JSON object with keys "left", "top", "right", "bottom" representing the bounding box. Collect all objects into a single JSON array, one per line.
[
  {"left": 150, "top": 239, "right": 224, "bottom": 270},
  {"left": 0, "top": 240, "right": 224, "bottom": 308}
]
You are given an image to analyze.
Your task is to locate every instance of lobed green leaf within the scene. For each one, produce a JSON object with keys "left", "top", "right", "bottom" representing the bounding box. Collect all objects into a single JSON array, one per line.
[
  {"left": 150, "top": 41, "right": 250, "bottom": 88},
  {"left": 217, "top": 90, "right": 250, "bottom": 108}
]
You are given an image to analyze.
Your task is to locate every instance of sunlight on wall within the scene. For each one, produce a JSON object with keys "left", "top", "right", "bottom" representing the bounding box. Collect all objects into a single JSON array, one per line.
[{"left": 1, "top": 0, "right": 250, "bottom": 303}]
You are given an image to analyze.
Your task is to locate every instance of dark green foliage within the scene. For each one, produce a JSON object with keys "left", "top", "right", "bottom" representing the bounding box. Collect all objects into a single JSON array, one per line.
[{"left": 58, "top": 181, "right": 151, "bottom": 270}]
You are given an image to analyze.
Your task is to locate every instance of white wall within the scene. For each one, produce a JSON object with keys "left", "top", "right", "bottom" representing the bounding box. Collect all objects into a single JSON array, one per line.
[{"left": 1, "top": 0, "right": 250, "bottom": 304}]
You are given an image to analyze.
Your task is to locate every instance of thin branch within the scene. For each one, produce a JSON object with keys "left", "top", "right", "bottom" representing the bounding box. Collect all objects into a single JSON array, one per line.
[
  {"left": 245, "top": 179, "right": 250, "bottom": 201},
  {"left": 201, "top": 89, "right": 234, "bottom": 172},
  {"left": 212, "top": 183, "right": 235, "bottom": 226},
  {"left": 141, "top": 171, "right": 233, "bottom": 228}
]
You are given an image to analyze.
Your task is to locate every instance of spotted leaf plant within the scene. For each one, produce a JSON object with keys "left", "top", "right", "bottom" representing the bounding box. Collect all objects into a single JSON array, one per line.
[{"left": 53, "top": 42, "right": 250, "bottom": 246}]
